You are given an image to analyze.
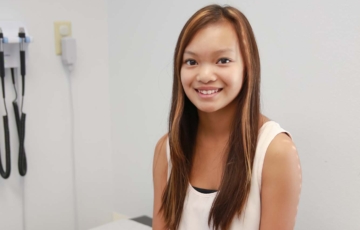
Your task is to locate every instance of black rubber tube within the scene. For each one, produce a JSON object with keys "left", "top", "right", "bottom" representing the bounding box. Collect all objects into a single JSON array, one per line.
[
  {"left": 18, "top": 113, "right": 27, "bottom": 176},
  {"left": 13, "top": 102, "right": 21, "bottom": 135},
  {"left": 0, "top": 116, "right": 11, "bottom": 179},
  {"left": 11, "top": 68, "right": 27, "bottom": 176}
]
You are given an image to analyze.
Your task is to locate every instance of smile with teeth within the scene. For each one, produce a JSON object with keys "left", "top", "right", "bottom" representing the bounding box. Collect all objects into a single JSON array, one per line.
[{"left": 196, "top": 89, "right": 222, "bottom": 95}]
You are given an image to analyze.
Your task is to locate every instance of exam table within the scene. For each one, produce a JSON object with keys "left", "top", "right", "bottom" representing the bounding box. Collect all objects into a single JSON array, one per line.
[{"left": 89, "top": 216, "right": 152, "bottom": 230}]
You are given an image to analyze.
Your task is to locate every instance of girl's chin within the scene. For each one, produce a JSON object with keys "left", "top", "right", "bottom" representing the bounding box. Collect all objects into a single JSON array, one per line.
[{"left": 196, "top": 105, "right": 220, "bottom": 114}]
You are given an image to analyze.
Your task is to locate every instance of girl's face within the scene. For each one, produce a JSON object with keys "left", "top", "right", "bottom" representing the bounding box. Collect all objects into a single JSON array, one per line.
[{"left": 180, "top": 20, "right": 245, "bottom": 114}]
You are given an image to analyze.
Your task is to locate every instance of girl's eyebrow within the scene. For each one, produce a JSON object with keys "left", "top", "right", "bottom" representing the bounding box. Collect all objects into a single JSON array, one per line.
[{"left": 184, "top": 48, "right": 234, "bottom": 56}]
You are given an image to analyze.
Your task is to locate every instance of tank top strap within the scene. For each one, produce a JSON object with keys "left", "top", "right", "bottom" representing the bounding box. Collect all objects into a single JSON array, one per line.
[{"left": 166, "top": 136, "right": 172, "bottom": 181}]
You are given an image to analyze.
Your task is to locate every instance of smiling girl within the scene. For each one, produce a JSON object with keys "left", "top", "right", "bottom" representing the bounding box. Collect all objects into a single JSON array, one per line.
[{"left": 153, "top": 4, "right": 302, "bottom": 230}]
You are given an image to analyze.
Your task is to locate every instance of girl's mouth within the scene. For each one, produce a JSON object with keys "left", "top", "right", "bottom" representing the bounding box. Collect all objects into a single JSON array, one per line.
[{"left": 195, "top": 88, "right": 223, "bottom": 98}]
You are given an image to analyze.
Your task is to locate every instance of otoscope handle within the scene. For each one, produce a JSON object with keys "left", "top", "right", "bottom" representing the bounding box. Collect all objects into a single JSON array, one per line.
[
  {"left": 0, "top": 52, "right": 4, "bottom": 78},
  {"left": 20, "top": 51, "right": 26, "bottom": 76}
]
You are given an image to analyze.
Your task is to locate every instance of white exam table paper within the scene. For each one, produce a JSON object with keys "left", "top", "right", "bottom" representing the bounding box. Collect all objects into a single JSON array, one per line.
[{"left": 89, "top": 219, "right": 152, "bottom": 230}]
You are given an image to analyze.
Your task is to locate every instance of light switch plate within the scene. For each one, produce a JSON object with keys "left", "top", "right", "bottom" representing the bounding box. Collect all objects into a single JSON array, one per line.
[{"left": 54, "top": 21, "right": 72, "bottom": 55}]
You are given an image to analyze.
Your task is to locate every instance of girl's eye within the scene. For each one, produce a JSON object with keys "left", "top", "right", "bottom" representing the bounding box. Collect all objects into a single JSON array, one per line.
[
  {"left": 185, "top": 59, "right": 197, "bottom": 65},
  {"left": 217, "top": 58, "right": 230, "bottom": 64}
]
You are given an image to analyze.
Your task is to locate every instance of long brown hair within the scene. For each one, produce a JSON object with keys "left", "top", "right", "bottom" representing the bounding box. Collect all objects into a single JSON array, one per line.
[{"left": 160, "top": 4, "right": 261, "bottom": 230}]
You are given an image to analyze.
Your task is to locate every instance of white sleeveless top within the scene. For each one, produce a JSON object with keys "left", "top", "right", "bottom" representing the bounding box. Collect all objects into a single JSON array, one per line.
[{"left": 166, "top": 120, "right": 293, "bottom": 230}]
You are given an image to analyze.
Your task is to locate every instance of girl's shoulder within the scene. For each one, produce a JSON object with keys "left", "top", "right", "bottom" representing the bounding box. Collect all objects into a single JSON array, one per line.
[
  {"left": 153, "top": 133, "right": 168, "bottom": 175},
  {"left": 153, "top": 133, "right": 169, "bottom": 186},
  {"left": 152, "top": 133, "right": 169, "bottom": 229},
  {"left": 260, "top": 130, "right": 301, "bottom": 227},
  {"left": 261, "top": 118, "right": 298, "bottom": 179}
]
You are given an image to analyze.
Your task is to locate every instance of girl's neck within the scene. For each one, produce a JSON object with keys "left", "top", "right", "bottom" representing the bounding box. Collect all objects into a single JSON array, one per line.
[
  {"left": 196, "top": 100, "right": 266, "bottom": 142},
  {"left": 197, "top": 101, "right": 237, "bottom": 141}
]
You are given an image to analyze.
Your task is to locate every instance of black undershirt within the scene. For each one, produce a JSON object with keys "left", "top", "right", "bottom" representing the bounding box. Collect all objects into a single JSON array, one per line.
[{"left": 192, "top": 186, "right": 218, "bottom": 194}]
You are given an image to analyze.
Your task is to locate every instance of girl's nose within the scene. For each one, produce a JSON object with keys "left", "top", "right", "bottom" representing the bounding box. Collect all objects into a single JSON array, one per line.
[{"left": 196, "top": 64, "right": 216, "bottom": 83}]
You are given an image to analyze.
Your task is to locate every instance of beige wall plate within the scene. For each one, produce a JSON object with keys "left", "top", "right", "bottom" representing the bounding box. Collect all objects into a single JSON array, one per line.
[{"left": 54, "top": 21, "right": 72, "bottom": 55}]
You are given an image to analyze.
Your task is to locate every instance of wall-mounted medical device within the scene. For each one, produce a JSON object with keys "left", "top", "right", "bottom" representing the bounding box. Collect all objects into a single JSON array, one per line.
[
  {"left": 0, "top": 21, "right": 33, "bottom": 69},
  {"left": 0, "top": 21, "right": 32, "bottom": 178}
]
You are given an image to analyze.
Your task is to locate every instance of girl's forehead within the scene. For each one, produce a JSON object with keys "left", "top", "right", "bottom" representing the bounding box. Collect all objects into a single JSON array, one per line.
[{"left": 184, "top": 22, "right": 240, "bottom": 55}]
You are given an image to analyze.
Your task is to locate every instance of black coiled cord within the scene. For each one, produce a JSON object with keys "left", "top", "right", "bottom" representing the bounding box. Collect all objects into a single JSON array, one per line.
[
  {"left": 0, "top": 50, "right": 11, "bottom": 179},
  {"left": 11, "top": 68, "right": 27, "bottom": 176}
]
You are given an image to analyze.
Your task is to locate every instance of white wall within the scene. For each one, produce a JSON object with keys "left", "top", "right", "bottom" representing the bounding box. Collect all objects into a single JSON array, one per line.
[
  {"left": 0, "top": 1, "right": 113, "bottom": 230},
  {"left": 108, "top": 0, "right": 360, "bottom": 229}
]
